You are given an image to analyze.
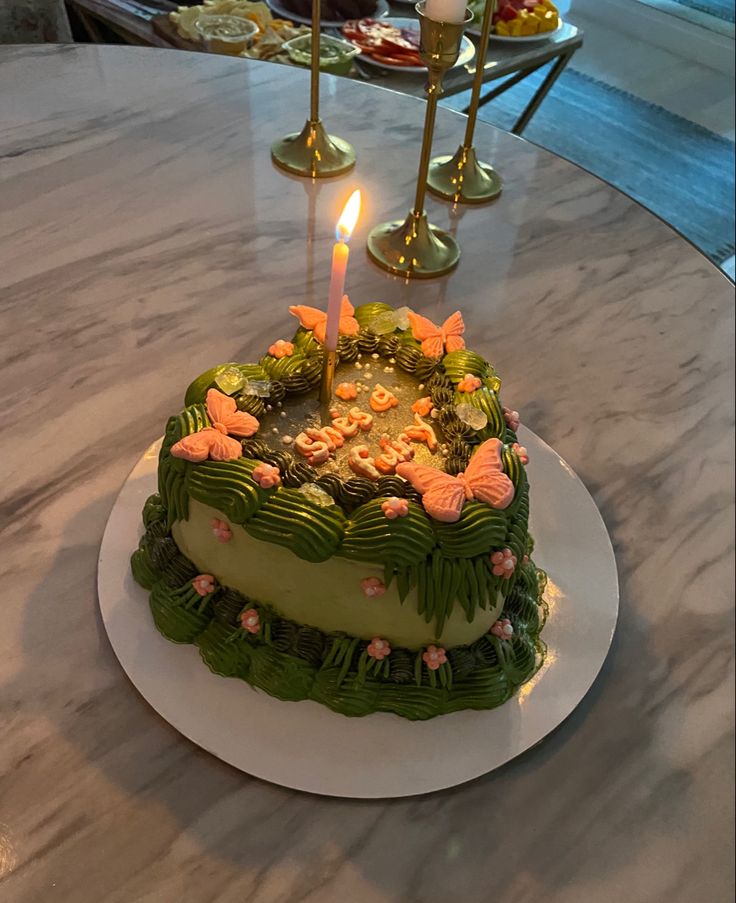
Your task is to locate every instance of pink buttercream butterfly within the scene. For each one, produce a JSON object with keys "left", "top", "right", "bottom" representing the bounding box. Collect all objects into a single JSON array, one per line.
[
  {"left": 396, "top": 438, "right": 513, "bottom": 523},
  {"left": 407, "top": 310, "right": 465, "bottom": 359},
  {"left": 289, "top": 295, "right": 359, "bottom": 345},
  {"left": 170, "top": 389, "right": 259, "bottom": 463}
]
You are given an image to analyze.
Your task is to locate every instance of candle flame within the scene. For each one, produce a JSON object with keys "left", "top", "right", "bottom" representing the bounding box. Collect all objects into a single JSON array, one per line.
[{"left": 336, "top": 190, "right": 361, "bottom": 242}]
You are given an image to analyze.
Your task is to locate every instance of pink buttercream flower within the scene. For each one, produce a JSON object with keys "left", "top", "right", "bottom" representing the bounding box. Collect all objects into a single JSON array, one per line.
[
  {"left": 503, "top": 406, "right": 520, "bottom": 431},
  {"left": 490, "top": 618, "right": 514, "bottom": 640},
  {"left": 335, "top": 382, "right": 358, "bottom": 401},
  {"left": 367, "top": 637, "right": 391, "bottom": 660},
  {"left": 523, "top": 554, "right": 530, "bottom": 565},
  {"left": 360, "top": 576, "right": 386, "bottom": 598},
  {"left": 211, "top": 517, "right": 232, "bottom": 543},
  {"left": 268, "top": 339, "right": 294, "bottom": 359},
  {"left": 457, "top": 373, "right": 482, "bottom": 393},
  {"left": 240, "top": 608, "right": 260, "bottom": 634},
  {"left": 490, "top": 548, "right": 517, "bottom": 579},
  {"left": 381, "top": 497, "right": 409, "bottom": 519},
  {"left": 412, "top": 396, "right": 434, "bottom": 417},
  {"left": 422, "top": 645, "right": 447, "bottom": 671},
  {"left": 512, "top": 443, "right": 529, "bottom": 465},
  {"left": 192, "top": 574, "right": 216, "bottom": 596},
  {"left": 252, "top": 462, "right": 281, "bottom": 488}
]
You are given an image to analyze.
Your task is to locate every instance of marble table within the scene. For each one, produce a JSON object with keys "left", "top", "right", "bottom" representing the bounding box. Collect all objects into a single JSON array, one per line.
[{"left": 0, "top": 44, "right": 733, "bottom": 903}]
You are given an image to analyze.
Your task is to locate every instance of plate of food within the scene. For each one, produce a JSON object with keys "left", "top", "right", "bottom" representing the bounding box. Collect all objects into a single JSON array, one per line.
[
  {"left": 282, "top": 32, "right": 362, "bottom": 74},
  {"left": 169, "top": 0, "right": 311, "bottom": 61},
  {"left": 342, "top": 17, "right": 475, "bottom": 71},
  {"left": 268, "top": 0, "right": 389, "bottom": 28},
  {"left": 467, "top": 0, "right": 562, "bottom": 41}
]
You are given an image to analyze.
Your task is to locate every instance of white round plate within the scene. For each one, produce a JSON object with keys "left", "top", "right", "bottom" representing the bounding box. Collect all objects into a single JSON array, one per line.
[
  {"left": 98, "top": 426, "right": 618, "bottom": 798},
  {"left": 341, "top": 17, "right": 475, "bottom": 72},
  {"left": 469, "top": 18, "right": 564, "bottom": 41},
  {"left": 267, "top": 0, "right": 389, "bottom": 27}
]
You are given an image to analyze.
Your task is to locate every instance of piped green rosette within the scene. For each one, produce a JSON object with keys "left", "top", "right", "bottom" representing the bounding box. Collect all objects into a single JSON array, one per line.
[{"left": 133, "top": 303, "right": 548, "bottom": 720}]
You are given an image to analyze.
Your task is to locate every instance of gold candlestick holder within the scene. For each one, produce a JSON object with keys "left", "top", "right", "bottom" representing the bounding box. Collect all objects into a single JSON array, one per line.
[
  {"left": 320, "top": 348, "right": 338, "bottom": 403},
  {"left": 427, "top": 0, "right": 502, "bottom": 204},
  {"left": 271, "top": 0, "right": 355, "bottom": 178},
  {"left": 366, "top": 2, "right": 472, "bottom": 278}
]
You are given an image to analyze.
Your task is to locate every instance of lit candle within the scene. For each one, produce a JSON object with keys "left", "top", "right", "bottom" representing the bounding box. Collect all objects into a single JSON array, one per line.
[
  {"left": 424, "top": 0, "right": 467, "bottom": 22},
  {"left": 324, "top": 189, "right": 361, "bottom": 352}
]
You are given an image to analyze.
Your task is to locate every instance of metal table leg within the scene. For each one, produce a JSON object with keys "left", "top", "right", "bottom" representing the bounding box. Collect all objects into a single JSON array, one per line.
[
  {"left": 511, "top": 49, "right": 573, "bottom": 134},
  {"left": 465, "top": 60, "right": 548, "bottom": 112}
]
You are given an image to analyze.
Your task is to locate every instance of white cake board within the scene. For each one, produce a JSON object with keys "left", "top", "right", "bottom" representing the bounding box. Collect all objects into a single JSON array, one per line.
[{"left": 98, "top": 427, "right": 618, "bottom": 798}]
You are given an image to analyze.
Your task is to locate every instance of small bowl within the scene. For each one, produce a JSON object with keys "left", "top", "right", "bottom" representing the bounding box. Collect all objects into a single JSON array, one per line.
[
  {"left": 195, "top": 15, "right": 259, "bottom": 55},
  {"left": 282, "top": 34, "right": 361, "bottom": 76}
]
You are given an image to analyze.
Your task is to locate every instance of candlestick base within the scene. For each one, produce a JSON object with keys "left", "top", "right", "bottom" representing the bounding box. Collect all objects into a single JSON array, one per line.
[
  {"left": 366, "top": 209, "right": 460, "bottom": 279},
  {"left": 319, "top": 349, "right": 338, "bottom": 404},
  {"left": 271, "top": 119, "right": 356, "bottom": 179},
  {"left": 427, "top": 145, "right": 502, "bottom": 204}
]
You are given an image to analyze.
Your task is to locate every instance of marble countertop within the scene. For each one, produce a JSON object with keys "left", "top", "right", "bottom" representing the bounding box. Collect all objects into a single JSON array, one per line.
[{"left": 0, "top": 43, "right": 733, "bottom": 903}]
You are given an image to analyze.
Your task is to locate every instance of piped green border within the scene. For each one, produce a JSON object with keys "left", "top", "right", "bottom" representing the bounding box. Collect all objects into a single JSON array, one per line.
[{"left": 132, "top": 498, "right": 548, "bottom": 721}]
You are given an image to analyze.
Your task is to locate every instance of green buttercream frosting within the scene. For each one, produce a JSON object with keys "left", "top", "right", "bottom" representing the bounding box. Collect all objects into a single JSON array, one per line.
[
  {"left": 442, "top": 349, "right": 492, "bottom": 382},
  {"left": 187, "top": 458, "right": 268, "bottom": 523},
  {"left": 197, "top": 620, "right": 253, "bottom": 679},
  {"left": 421, "top": 552, "right": 462, "bottom": 634},
  {"left": 245, "top": 488, "right": 346, "bottom": 562},
  {"left": 340, "top": 499, "right": 435, "bottom": 568},
  {"left": 391, "top": 550, "right": 500, "bottom": 637},
  {"left": 142, "top": 493, "right": 166, "bottom": 530},
  {"left": 455, "top": 557, "right": 497, "bottom": 621},
  {"left": 248, "top": 642, "right": 317, "bottom": 701},
  {"left": 297, "top": 355, "right": 323, "bottom": 387},
  {"left": 159, "top": 458, "right": 190, "bottom": 526},
  {"left": 184, "top": 363, "right": 269, "bottom": 407},
  {"left": 158, "top": 408, "right": 210, "bottom": 524},
  {"left": 260, "top": 352, "right": 308, "bottom": 380},
  {"left": 453, "top": 386, "right": 505, "bottom": 440},
  {"left": 292, "top": 327, "right": 322, "bottom": 355},
  {"left": 131, "top": 497, "right": 547, "bottom": 720},
  {"left": 162, "top": 404, "right": 209, "bottom": 453},
  {"left": 353, "top": 301, "right": 394, "bottom": 328},
  {"left": 131, "top": 546, "right": 160, "bottom": 590},
  {"left": 502, "top": 443, "right": 525, "bottom": 490},
  {"left": 434, "top": 500, "right": 507, "bottom": 558},
  {"left": 150, "top": 580, "right": 212, "bottom": 643},
  {"left": 504, "top": 486, "right": 530, "bottom": 578}
]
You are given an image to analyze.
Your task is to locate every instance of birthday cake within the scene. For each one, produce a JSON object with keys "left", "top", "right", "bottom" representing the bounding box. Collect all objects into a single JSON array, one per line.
[{"left": 131, "top": 300, "right": 547, "bottom": 720}]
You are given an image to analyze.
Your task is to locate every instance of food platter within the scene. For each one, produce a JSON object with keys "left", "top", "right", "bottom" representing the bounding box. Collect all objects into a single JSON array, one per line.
[
  {"left": 485, "top": 18, "right": 563, "bottom": 41},
  {"left": 267, "top": 0, "right": 389, "bottom": 28},
  {"left": 467, "top": 16, "right": 564, "bottom": 40},
  {"left": 342, "top": 17, "right": 475, "bottom": 72}
]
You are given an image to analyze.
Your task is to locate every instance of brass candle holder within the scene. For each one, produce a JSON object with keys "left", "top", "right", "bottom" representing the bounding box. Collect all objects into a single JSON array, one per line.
[
  {"left": 271, "top": 0, "right": 355, "bottom": 178},
  {"left": 427, "top": 0, "right": 502, "bottom": 204},
  {"left": 320, "top": 349, "right": 338, "bottom": 403},
  {"left": 366, "top": 2, "right": 472, "bottom": 279}
]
